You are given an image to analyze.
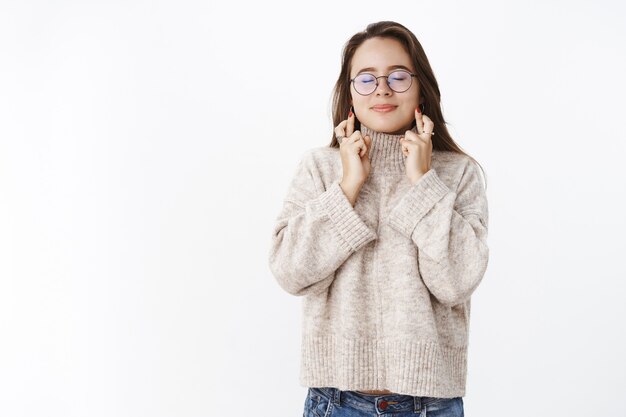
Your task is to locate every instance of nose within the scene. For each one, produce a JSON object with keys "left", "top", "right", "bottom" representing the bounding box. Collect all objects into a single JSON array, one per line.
[{"left": 375, "top": 76, "right": 393, "bottom": 95}]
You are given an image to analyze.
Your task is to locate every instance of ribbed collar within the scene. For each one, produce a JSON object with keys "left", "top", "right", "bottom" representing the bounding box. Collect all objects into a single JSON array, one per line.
[{"left": 360, "top": 122, "right": 419, "bottom": 175}]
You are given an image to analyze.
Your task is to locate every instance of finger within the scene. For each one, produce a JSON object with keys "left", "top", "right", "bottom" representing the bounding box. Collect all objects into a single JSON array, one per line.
[
  {"left": 363, "top": 135, "right": 371, "bottom": 158},
  {"left": 346, "top": 111, "right": 355, "bottom": 137},
  {"left": 400, "top": 139, "right": 411, "bottom": 156},
  {"left": 334, "top": 120, "right": 347, "bottom": 138},
  {"left": 351, "top": 133, "right": 364, "bottom": 156},
  {"left": 405, "top": 130, "right": 425, "bottom": 144},
  {"left": 349, "top": 134, "right": 364, "bottom": 155},
  {"left": 415, "top": 108, "right": 424, "bottom": 134},
  {"left": 422, "top": 115, "right": 434, "bottom": 136},
  {"left": 401, "top": 137, "right": 420, "bottom": 150},
  {"left": 359, "top": 135, "right": 371, "bottom": 158}
]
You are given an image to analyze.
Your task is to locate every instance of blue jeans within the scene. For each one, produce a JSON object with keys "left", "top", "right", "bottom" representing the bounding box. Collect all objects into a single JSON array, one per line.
[{"left": 303, "top": 387, "right": 464, "bottom": 417}]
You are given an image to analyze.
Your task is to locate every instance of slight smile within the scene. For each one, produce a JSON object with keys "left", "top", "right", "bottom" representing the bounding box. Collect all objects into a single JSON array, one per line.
[{"left": 371, "top": 105, "right": 397, "bottom": 113}]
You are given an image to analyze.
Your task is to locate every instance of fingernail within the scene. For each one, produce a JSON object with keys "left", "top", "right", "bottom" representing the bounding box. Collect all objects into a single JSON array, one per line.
[
  {"left": 348, "top": 110, "right": 353, "bottom": 118},
  {"left": 416, "top": 106, "right": 421, "bottom": 114}
]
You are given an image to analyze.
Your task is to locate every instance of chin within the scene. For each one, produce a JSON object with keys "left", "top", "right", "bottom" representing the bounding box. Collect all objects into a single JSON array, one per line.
[{"left": 362, "top": 118, "right": 405, "bottom": 135}]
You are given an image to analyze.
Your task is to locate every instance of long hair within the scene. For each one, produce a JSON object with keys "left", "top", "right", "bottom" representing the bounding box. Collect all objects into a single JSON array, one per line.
[{"left": 329, "top": 21, "right": 487, "bottom": 189}]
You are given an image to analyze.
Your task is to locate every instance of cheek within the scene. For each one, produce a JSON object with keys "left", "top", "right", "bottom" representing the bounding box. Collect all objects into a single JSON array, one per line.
[
  {"left": 352, "top": 98, "right": 368, "bottom": 113},
  {"left": 407, "top": 85, "right": 420, "bottom": 103},
  {"left": 405, "top": 94, "right": 420, "bottom": 110}
]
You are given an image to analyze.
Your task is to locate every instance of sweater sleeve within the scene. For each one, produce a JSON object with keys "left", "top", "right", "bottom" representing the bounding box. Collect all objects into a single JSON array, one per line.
[
  {"left": 268, "top": 150, "right": 378, "bottom": 297},
  {"left": 386, "top": 159, "right": 489, "bottom": 307}
]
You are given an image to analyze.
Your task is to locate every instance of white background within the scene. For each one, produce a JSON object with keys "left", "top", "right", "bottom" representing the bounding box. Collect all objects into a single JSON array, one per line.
[{"left": 1, "top": 0, "right": 625, "bottom": 416}]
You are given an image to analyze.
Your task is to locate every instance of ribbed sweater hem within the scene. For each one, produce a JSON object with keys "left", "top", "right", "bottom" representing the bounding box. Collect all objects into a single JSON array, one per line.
[{"left": 299, "top": 335, "right": 467, "bottom": 398}]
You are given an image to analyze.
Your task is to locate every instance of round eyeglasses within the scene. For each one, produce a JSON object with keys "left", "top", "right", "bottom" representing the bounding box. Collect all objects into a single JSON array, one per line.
[{"left": 350, "top": 70, "right": 417, "bottom": 96}]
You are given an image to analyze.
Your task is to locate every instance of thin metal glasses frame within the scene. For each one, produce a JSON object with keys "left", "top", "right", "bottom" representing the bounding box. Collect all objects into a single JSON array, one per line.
[{"left": 350, "top": 70, "right": 417, "bottom": 96}]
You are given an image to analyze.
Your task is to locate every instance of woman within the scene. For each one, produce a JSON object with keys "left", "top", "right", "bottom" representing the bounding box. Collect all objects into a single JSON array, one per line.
[{"left": 268, "top": 21, "right": 488, "bottom": 417}]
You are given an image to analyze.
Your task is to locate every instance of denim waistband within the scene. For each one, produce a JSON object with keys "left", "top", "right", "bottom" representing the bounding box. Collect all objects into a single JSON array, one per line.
[{"left": 310, "top": 387, "right": 449, "bottom": 414}]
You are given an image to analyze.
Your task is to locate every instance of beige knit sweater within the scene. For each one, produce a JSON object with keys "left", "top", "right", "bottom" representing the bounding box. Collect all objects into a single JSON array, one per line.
[{"left": 268, "top": 122, "right": 489, "bottom": 398}]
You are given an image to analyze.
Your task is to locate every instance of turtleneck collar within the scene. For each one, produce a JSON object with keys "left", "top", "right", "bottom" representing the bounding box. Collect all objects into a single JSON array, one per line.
[{"left": 359, "top": 122, "right": 419, "bottom": 175}]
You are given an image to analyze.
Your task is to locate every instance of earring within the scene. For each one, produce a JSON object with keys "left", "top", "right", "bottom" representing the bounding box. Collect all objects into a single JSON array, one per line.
[{"left": 419, "top": 102, "right": 425, "bottom": 113}]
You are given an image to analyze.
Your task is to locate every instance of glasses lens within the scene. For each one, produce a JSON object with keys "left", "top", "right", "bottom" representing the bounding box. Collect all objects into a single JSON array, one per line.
[
  {"left": 354, "top": 74, "right": 377, "bottom": 95},
  {"left": 388, "top": 70, "right": 412, "bottom": 93}
]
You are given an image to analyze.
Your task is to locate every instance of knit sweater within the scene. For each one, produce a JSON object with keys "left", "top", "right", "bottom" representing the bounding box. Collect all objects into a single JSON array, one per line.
[{"left": 268, "top": 122, "right": 489, "bottom": 398}]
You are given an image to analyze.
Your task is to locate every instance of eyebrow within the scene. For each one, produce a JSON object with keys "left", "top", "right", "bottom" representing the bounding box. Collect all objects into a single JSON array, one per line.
[{"left": 355, "top": 64, "right": 413, "bottom": 75}]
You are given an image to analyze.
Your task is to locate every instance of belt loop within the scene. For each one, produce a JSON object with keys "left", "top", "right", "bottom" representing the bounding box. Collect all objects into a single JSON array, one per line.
[
  {"left": 413, "top": 395, "right": 422, "bottom": 413},
  {"left": 332, "top": 388, "right": 341, "bottom": 406}
]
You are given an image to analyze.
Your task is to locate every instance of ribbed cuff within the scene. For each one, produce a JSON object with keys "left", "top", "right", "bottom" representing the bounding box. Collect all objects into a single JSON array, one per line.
[
  {"left": 387, "top": 169, "right": 451, "bottom": 238},
  {"left": 316, "top": 181, "right": 377, "bottom": 252}
]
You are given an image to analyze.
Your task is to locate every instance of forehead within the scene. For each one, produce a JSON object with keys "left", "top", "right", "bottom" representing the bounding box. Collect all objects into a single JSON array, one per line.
[{"left": 351, "top": 37, "right": 414, "bottom": 75}]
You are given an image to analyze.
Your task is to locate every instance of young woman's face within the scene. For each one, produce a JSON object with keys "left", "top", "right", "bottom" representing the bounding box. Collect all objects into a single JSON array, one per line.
[{"left": 350, "top": 37, "right": 421, "bottom": 135}]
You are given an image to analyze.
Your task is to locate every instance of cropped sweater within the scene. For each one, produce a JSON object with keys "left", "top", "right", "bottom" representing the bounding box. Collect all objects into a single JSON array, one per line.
[{"left": 268, "top": 122, "right": 489, "bottom": 398}]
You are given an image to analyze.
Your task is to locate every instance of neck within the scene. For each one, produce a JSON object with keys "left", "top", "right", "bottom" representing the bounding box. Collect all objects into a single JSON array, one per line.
[{"left": 360, "top": 122, "right": 420, "bottom": 175}]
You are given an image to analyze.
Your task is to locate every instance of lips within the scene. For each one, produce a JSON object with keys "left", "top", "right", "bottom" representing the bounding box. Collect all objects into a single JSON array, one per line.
[{"left": 372, "top": 104, "right": 397, "bottom": 113}]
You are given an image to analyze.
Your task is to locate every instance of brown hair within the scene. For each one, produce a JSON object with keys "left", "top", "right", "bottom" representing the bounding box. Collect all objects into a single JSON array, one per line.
[{"left": 328, "top": 21, "right": 487, "bottom": 189}]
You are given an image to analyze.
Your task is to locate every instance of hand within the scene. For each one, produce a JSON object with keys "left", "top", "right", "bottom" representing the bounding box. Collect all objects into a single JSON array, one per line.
[
  {"left": 400, "top": 108, "right": 434, "bottom": 185},
  {"left": 334, "top": 111, "right": 372, "bottom": 187}
]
